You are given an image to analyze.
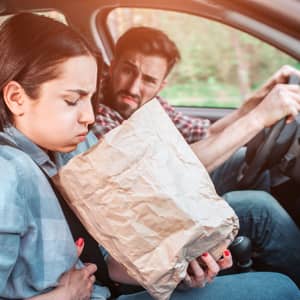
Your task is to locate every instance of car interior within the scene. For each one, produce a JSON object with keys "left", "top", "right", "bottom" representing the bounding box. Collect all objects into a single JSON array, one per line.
[{"left": 0, "top": 0, "right": 299, "bottom": 288}]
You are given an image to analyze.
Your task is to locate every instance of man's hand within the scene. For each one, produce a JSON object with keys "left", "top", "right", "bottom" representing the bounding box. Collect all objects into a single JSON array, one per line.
[
  {"left": 240, "top": 65, "right": 300, "bottom": 116},
  {"left": 181, "top": 250, "right": 232, "bottom": 289},
  {"left": 253, "top": 83, "right": 300, "bottom": 127}
]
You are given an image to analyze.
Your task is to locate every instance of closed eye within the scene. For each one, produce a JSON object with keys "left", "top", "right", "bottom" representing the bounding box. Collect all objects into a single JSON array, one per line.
[{"left": 64, "top": 98, "right": 80, "bottom": 106}]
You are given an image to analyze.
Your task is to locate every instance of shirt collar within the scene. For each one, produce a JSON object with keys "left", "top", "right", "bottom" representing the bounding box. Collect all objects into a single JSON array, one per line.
[{"left": 1, "top": 126, "right": 58, "bottom": 177}]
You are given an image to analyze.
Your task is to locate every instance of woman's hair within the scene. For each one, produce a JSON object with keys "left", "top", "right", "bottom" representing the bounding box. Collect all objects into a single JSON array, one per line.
[
  {"left": 115, "top": 26, "right": 181, "bottom": 77},
  {"left": 0, "top": 12, "right": 100, "bottom": 131}
]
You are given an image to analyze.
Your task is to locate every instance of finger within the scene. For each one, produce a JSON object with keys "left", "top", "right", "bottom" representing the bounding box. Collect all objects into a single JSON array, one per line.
[
  {"left": 183, "top": 273, "right": 193, "bottom": 287},
  {"left": 75, "top": 237, "right": 85, "bottom": 257},
  {"left": 288, "top": 84, "right": 300, "bottom": 91},
  {"left": 89, "top": 274, "right": 96, "bottom": 284},
  {"left": 273, "top": 65, "right": 300, "bottom": 85},
  {"left": 200, "top": 253, "right": 220, "bottom": 283},
  {"left": 84, "top": 263, "right": 98, "bottom": 277},
  {"left": 280, "top": 65, "right": 300, "bottom": 80},
  {"left": 285, "top": 91, "right": 300, "bottom": 122},
  {"left": 187, "top": 260, "right": 206, "bottom": 288},
  {"left": 218, "top": 249, "right": 233, "bottom": 270}
]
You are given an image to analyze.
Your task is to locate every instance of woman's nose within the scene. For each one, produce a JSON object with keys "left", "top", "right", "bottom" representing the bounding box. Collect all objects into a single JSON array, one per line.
[{"left": 79, "top": 100, "right": 95, "bottom": 125}]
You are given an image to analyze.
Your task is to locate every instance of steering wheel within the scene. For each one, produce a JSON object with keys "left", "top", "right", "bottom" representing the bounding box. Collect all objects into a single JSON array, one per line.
[
  {"left": 237, "top": 75, "right": 300, "bottom": 188},
  {"left": 237, "top": 119, "right": 288, "bottom": 188}
]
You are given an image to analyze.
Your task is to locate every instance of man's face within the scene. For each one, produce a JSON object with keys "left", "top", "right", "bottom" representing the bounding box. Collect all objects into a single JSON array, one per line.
[{"left": 109, "top": 50, "right": 168, "bottom": 119}]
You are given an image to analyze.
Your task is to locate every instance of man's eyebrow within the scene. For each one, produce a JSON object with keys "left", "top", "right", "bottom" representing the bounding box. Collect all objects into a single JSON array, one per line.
[
  {"left": 123, "top": 60, "right": 137, "bottom": 70},
  {"left": 123, "top": 60, "right": 158, "bottom": 83},
  {"left": 143, "top": 74, "right": 158, "bottom": 83}
]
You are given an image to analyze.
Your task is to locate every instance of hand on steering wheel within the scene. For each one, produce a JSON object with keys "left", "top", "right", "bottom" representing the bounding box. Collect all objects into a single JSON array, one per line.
[{"left": 237, "top": 74, "right": 300, "bottom": 188}]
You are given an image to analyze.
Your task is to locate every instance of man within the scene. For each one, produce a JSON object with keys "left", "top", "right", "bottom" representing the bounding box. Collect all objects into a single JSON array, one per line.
[
  {"left": 93, "top": 27, "right": 300, "bottom": 195},
  {"left": 92, "top": 27, "right": 300, "bottom": 286}
]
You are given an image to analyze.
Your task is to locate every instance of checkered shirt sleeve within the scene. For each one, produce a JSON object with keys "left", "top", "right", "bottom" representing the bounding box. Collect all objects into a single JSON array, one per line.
[
  {"left": 157, "top": 96, "right": 211, "bottom": 144},
  {"left": 93, "top": 98, "right": 211, "bottom": 144},
  {"left": 92, "top": 104, "right": 124, "bottom": 139}
]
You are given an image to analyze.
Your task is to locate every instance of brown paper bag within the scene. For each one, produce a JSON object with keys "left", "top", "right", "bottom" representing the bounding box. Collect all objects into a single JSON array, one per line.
[{"left": 53, "top": 99, "right": 239, "bottom": 300}]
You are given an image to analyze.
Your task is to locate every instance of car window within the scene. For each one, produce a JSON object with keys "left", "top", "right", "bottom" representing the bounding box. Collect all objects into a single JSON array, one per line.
[{"left": 107, "top": 8, "right": 299, "bottom": 109}]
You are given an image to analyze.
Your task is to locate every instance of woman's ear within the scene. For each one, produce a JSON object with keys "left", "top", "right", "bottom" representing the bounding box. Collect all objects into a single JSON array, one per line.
[{"left": 2, "top": 81, "right": 26, "bottom": 117}]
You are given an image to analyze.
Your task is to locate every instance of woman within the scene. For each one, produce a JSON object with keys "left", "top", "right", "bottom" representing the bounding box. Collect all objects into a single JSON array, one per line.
[{"left": 0, "top": 13, "right": 299, "bottom": 300}]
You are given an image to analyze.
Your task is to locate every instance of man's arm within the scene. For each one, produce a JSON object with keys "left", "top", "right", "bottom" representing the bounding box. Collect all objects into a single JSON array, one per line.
[
  {"left": 208, "top": 65, "right": 300, "bottom": 136},
  {"left": 158, "top": 96, "right": 211, "bottom": 144},
  {"left": 192, "top": 80, "right": 300, "bottom": 172},
  {"left": 191, "top": 110, "right": 263, "bottom": 172}
]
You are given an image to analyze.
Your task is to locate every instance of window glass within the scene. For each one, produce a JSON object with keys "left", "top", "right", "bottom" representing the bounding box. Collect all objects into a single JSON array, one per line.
[{"left": 107, "top": 8, "right": 299, "bottom": 108}]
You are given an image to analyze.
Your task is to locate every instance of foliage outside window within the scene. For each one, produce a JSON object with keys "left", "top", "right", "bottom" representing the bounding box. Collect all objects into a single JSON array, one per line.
[{"left": 108, "top": 8, "right": 299, "bottom": 108}]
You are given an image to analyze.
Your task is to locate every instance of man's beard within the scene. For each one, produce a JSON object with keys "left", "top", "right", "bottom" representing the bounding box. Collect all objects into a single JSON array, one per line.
[
  {"left": 114, "top": 98, "right": 137, "bottom": 119},
  {"left": 111, "top": 89, "right": 141, "bottom": 119}
]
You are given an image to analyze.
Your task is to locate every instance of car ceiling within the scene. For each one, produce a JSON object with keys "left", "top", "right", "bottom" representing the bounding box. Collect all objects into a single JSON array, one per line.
[{"left": 0, "top": 0, "right": 299, "bottom": 60}]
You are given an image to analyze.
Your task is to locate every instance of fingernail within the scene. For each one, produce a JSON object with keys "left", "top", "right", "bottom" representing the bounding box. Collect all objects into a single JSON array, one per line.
[
  {"left": 224, "top": 250, "right": 230, "bottom": 257},
  {"left": 202, "top": 252, "right": 208, "bottom": 257},
  {"left": 75, "top": 237, "right": 84, "bottom": 247}
]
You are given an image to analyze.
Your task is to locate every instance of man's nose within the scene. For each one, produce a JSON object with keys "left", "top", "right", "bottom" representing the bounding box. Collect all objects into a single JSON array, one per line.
[{"left": 128, "top": 76, "right": 141, "bottom": 96}]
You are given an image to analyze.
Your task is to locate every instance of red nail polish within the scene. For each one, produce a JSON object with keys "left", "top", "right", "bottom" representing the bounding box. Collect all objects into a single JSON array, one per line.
[
  {"left": 75, "top": 237, "right": 84, "bottom": 247},
  {"left": 202, "top": 252, "right": 208, "bottom": 257},
  {"left": 224, "top": 250, "right": 230, "bottom": 257}
]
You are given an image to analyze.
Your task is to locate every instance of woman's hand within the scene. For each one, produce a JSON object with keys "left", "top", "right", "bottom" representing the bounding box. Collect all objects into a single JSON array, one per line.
[
  {"left": 57, "top": 263, "right": 97, "bottom": 300},
  {"left": 26, "top": 238, "right": 97, "bottom": 300},
  {"left": 182, "top": 249, "right": 232, "bottom": 289},
  {"left": 57, "top": 237, "right": 97, "bottom": 300}
]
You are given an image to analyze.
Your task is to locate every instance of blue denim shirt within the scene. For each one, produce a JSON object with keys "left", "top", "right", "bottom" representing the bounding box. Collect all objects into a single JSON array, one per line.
[{"left": 0, "top": 127, "right": 110, "bottom": 299}]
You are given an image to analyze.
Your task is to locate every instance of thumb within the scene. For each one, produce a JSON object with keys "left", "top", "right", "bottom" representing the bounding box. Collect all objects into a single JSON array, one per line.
[{"left": 75, "top": 237, "right": 85, "bottom": 257}]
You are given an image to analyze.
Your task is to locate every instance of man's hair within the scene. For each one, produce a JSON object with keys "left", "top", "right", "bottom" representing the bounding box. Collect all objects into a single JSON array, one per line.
[
  {"left": 115, "top": 26, "right": 181, "bottom": 76},
  {"left": 0, "top": 13, "right": 99, "bottom": 131}
]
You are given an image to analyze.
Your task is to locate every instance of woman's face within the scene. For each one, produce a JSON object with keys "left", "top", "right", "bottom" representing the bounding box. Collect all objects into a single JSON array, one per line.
[{"left": 15, "top": 55, "right": 98, "bottom": 152}]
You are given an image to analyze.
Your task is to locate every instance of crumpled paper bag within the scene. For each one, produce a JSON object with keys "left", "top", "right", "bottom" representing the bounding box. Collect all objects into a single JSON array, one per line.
[{"left": 53, "top": 99, "right": 239, "bottom": 300}]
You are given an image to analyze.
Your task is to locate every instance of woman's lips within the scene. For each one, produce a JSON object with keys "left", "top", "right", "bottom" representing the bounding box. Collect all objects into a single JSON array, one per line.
[{"left": 77, "top": 132, "right": 88, "bottom": 142}]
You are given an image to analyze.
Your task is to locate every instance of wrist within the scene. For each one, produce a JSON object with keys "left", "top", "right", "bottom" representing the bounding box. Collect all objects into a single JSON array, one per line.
[
  {"left": 55, "top": 284, "right": 71, "bottom": 300},
  {"left": 248, "top": 109, "right": 265, "bottom": 132}
]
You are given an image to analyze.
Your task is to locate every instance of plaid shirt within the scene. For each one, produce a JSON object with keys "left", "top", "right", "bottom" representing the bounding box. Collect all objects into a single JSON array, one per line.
[{"left": 93, "top": 96, "right": 211, "bottom": 144}]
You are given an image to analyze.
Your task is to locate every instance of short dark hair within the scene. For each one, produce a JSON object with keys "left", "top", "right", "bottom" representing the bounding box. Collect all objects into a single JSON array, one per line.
[
  {"left": 115, "top": 26, "right": 180, "bottom": 76},
  {"left": 0, "top": 13, "right": 98, "bottom": 131}
]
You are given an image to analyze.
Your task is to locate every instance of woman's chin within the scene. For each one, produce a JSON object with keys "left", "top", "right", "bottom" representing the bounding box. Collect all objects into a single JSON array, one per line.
[{"left": 54, "top": 144, "right": 78, "bottom": 153}]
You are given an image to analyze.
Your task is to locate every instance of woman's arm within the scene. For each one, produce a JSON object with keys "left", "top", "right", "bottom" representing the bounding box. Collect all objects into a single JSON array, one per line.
[
  {"left": 27, "top": 239, "right": 97, "bottom": 300},
  {"left": 106, "top": 255, "right": 139, "bottom": 285},
  {"left": 26, "top": 265, "right": 97, "bottom": 300}
]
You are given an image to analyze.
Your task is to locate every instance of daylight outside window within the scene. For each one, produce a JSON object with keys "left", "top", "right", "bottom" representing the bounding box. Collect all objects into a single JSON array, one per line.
[{"left": 107, "top": 8, "right": 299, "bottom": 109}]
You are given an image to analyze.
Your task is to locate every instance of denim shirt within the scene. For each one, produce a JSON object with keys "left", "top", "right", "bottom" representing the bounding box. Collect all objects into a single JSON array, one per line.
[{"left": 0, "top": 127, "right": 110, "bottom": 299}]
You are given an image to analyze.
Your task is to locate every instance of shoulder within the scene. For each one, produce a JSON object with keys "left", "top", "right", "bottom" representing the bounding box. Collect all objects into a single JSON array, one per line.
[
  {"left": 0, "top": 146, "right": 34, "bottom": 232},
  {"left": 0, "top": 145, "right": 35, "bottom": 181},
  {"left": 157, "top": 95, "right": 173, "bottom": 108},
  {"left": 97, "top": 104, "right": 123, "bottom": 123},
  {"left": 0, "top": 145, "right": 37, "bottom": 176},
  {"left": 0, "top": 145, "right": 45, "bottom": 201}
]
